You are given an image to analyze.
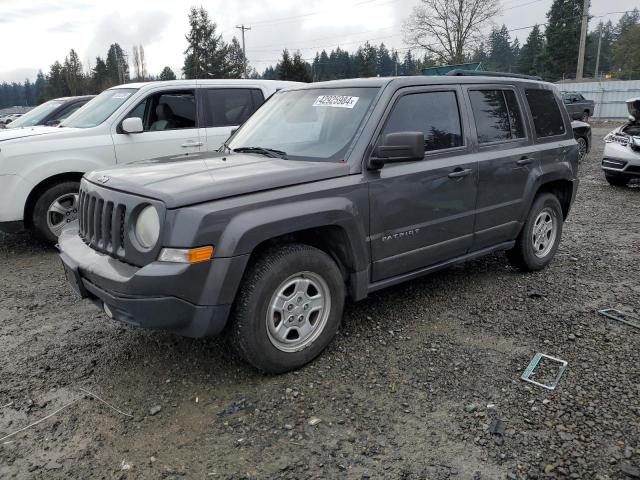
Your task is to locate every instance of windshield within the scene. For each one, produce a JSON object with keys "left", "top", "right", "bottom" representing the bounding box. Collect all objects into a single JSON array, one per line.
[
  {"left": 228, "top": 87, "right": 380, "bottom": 161},
  {"left": 61, "top": 88, "right": 137, "bottom": 128},
  {"left": 8, "top": 100, "right": 63, "bottom": 128}
]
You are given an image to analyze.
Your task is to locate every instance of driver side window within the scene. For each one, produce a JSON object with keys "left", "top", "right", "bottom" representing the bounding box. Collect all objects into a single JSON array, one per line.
[{"left": 123, "top": 90, "right": 196, "bottom": 132}]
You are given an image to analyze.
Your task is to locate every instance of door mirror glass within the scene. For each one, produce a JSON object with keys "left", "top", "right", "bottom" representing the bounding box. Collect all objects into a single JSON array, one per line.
[
  {"left": 369, "top": 131, "right": 425, "bottom": 169},
  {"left": 121, "top": 117, "right": 144, "bottom": 134}
]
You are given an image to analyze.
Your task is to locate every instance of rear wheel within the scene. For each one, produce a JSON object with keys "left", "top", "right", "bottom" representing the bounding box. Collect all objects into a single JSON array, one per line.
[
  {"left": 576, "top": 137, "right": 588, "bottom": 163},
  {"left": 507, "top": 193, "right": 563, "bottom": 271},
  {"left": 229, "top": 243, "right": 345, "bottom": 373},
  {"left": 32, "top": 181, "right": 80, "bottom": 243},
  {"left": 605, "top": 173, "right": 628, "bottom": 187}
]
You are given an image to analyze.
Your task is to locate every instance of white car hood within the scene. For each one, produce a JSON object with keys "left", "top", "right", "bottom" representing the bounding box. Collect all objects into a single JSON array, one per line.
[{"left": 0, "top": 126, "right": 67, "bottom": 142}]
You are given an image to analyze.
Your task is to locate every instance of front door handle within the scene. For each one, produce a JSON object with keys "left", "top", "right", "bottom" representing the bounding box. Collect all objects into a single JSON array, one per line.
[
  {"left": 516, "top": 156, "right": 533, "bottom": 166},
  {"left": 448, "top": 168, "right": 473, "bottom": 179},
  {"left": 181, "top": 141, "right": 204, "bottom": 148}
]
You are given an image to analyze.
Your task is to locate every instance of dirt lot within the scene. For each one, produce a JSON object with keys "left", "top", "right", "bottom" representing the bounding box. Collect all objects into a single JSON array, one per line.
[{"left": 1, "top": 127, "right": 639, "bottom": 479}]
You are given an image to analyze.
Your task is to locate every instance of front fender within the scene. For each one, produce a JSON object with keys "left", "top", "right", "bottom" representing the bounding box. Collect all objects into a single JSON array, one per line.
[{"left": 215, "top": 196, "right": 369, "bottom": 271}]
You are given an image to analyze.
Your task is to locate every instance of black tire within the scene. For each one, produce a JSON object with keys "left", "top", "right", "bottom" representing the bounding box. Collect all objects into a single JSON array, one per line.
[
  {"left": 507, "top": 193, "right": 563, "bottom": 272},
  {"left": 605, "top": 173, "right": 628, "bottom": 187},
  {"left": 581, "top": 111, "right": 589, "bottom": 122},
  {"left": 576, "top": 137, "right": 588, "bottom": 163},
  {"left": 229, "top": 243, "right": 345, "bottom": 373},
  {"left": 32, "top": 181, "right": 80, "bottom": 243}
]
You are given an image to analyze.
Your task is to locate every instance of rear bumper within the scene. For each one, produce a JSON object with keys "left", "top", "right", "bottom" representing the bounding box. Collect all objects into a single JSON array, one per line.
[{"left": 58, "top": 225, "right": 248, "bottom": 338}]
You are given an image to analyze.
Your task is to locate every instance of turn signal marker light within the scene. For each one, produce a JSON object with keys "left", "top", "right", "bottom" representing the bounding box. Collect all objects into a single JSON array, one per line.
[{"left": 158, "top": 246, "right": 214, "bottom": 264}]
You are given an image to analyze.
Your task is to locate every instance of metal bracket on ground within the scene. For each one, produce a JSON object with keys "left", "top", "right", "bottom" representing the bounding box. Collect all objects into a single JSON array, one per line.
[
  {"left": 597, "top": 308, "right": 640, "bottom": 330},
  {"left": 520, "top": 353, "right": 568, "bottom": 390}
]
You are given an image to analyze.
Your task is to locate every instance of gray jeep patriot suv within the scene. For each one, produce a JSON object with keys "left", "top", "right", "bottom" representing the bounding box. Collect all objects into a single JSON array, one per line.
[{"left": 59, "top": 72, "right": 579, "bottom": 373}]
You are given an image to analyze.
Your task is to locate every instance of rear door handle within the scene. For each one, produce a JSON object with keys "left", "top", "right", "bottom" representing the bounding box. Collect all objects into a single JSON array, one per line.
[
  {"left": 448, "top": 168, "right": 473, "bottom": 179},
  {"left": 516, "top": 157, "right": 533, "bottom": 166},
  {"left": 181, "top": 141, "right": 204, "bottom": 148}
]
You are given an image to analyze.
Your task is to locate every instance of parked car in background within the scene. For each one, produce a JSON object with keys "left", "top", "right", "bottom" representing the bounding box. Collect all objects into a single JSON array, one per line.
[
  {"left": 0, "top": 113, "right": 24, "bottom": 126},
  {"left": 59, "top": 72, "right": 579, "bottom": 373},
  {"left": 0, "top": 79, "right": 299, "bottom": 241},
  {"left": 602, "top": 98, "right": 640, "bottom": 186},
  {"left": 6, "top": 96, "right": 95, "bottom": 129},
  {"left": 571, "top": 120, "right": 591, "bottom": 162},
  {"left": 562, "top": 92, "right": 595, "bottom": 121}
]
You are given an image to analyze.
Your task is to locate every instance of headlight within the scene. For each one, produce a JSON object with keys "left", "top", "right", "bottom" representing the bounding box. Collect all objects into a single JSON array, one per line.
[{"left": 135, "top": 205, "right": 160, "bottom": 249}]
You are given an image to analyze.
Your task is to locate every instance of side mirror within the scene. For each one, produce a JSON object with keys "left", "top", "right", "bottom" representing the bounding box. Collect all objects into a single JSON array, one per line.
[
  {"left": 46, "top": 120, "right": 60, "bottom": 127},
  {"left": 368, "top": 131, "right": 425, "bottom": 169},
  {"left": 121, "top": 117, "right": 144, "bottom": 134}
]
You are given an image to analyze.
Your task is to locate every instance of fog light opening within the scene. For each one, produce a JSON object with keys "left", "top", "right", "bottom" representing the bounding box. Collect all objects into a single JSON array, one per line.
[{"left": 103, "top": 303, "right": 114, "bottom": 319}]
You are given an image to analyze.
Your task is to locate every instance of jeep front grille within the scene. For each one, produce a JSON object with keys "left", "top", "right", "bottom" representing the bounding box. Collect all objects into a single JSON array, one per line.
[{"left": 78, "top": 189, "right": 127, "bottom": 259}]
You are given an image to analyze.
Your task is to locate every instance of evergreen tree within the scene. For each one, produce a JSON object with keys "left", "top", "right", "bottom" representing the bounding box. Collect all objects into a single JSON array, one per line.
[
  {"left": 544, "top": 0, "right": 582, "bottom": 80},
  {"left": 105, "top": 43, "right": 129, "bottom": 85},
  {"left": 63, "top": 49, "right": 83, "bottom": 95},
  {"left": 471, "top": 42, "right": 489, "bottom": 66},
  {"left": 401, "top": 50, "right": 418, "bottom": 75},
  {"left": 47, "top": 61, "right": 70, "bottom": 98},
  {"left": 225, "top": 37, "right": 246, "bottom": 78},
  {"left": 23, "top": 79, "right": 35, "bottom": 106},
  {"left": 34, "top": 71, "right": 47, "bottom": 103},
  {"left": 182, "top": 6, "right": 228, "bottom": 79},
  {"left": 518, "top": 25, "right": 545, "bottom": 76},
  {"left": 377, "top": 43, "right": 395, "bottom": 77},
  {"left": 585, "top": 21, "right": 614, "bottom": 77},
  {"left": 159, "top": 66, "right": 177, "bottom": 80},
  {"left": 92, "top": 57, "right": 109, "bottom": 91},
  {"left": 612, "top": 9, "right": 640, "bottom": 78},
  {"left": 291, "top": 51, "right": 312, "bottom": 82},
  {"left": 487, "top": 25, "right": 515, "bottom": 72}
]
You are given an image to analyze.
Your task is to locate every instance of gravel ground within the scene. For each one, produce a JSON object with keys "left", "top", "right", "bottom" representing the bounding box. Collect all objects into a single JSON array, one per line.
[{"left": 1, "top": 127, "right": 639, "bottom": 479}]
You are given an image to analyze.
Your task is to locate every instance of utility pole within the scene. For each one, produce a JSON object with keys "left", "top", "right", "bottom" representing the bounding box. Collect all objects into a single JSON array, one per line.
[
  {"left": 594, "top": 23, "right": 603, "bottom": 79},
  {"left": 576, "top": 0, "right": 590, "bottom": 80},
  {"left": 236, "top": 24, "right": 251, "bottom": 79}
]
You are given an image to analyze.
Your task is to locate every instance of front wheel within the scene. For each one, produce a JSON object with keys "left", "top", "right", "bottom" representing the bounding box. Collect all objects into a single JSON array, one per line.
[
  {"left": 229, "top": 243, "right": 345, "bottom": 373},
  {"left": 507, "top": 193, "right": 563, "bottom": 271},
  {"left": 32, "top": 181, "right": 80, "bottom": 243},
  {"left": 581, "top": 111, "right": 590, "bottom": 122}
]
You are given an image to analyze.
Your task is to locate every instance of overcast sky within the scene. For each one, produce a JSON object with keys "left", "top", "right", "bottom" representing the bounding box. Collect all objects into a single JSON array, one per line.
[{"left": 0, "top": 0, "right": 634, "bottom": 83}]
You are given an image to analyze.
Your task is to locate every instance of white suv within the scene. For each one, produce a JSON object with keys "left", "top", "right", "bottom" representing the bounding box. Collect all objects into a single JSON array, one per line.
[{"left": 0, "top": 79, "right": 299, "bottom": 241}]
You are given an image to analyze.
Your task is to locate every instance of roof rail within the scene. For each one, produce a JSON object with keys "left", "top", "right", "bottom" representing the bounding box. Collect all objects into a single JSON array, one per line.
[{"left": 446, "top": 69, "right": 543, "bottom": 81}]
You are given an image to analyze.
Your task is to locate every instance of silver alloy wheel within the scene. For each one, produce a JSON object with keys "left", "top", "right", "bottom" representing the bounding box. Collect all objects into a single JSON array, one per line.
[
  {"left": 577, "top": 137, "right": 587, "bottom": 163},
  {"left": 47, "top": 193, "right": 79, "bottom": 237},
  {"left": 266, "top": 271, "right": 331, "bottom": 353},
  {"left": 531, "top": 207, "right": 558, "bottom": 258}
]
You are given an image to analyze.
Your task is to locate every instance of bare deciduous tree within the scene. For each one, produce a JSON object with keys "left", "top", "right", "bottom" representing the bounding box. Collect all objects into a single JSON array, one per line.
[{"left": 403, "top": 0, "right": 500, "bottom": 65}]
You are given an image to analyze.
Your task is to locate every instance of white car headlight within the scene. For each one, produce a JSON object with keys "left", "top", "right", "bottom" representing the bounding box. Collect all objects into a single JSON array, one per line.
[{"left": 135, "top": 205, "right": 160, "bottom": 249}]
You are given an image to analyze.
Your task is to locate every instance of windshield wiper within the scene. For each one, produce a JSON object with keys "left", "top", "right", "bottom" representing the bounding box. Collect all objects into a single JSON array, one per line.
[{"left": 233, "top": 146, "right": 288, "bottom": 159}]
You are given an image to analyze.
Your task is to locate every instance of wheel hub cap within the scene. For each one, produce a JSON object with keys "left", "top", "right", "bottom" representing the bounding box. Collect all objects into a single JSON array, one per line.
[
  {"left": 266, "top": 272, "right": 331, "bottom": 353},
  {"left": 47, "top": 193, "right": 79, "bottom": 237},
  {"left": 532, "top": 208, "right": 557, "bottom": 258}
]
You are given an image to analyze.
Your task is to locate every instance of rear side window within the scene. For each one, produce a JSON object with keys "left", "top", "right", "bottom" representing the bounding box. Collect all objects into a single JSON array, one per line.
[
  {"left": 525, "top": 89, "right": 565, "bottom": 137},
  {"left": 382, "top": 91, "right": 463, "bottom": 152},
  {"left": 203, "top": 88, "right": 265, "bottom": 128},
  {"left": 469, "top": 89, "right": 525, "bottom": 143}
]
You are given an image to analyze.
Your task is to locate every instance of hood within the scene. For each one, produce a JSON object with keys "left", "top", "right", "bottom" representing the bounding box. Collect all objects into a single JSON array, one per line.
[
  {"left": 0, "top": 125, "right": 66, "bottom": 142},
  {"left": 84, "top": 152, "right": 350, "bottom": 208}
]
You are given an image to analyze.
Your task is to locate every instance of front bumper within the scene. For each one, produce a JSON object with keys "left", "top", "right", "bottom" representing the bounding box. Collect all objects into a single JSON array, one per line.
[
  {"left": 58, "top": 225, "right": 249, "bottom": 338},
  {"left": 602, "top": 142, "right": 640, "bottom": 177}
]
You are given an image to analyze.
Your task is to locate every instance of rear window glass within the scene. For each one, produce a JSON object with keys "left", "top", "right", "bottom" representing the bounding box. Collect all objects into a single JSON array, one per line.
[
  {"left": 203, "top": 88, "right": 264, "bottom": 128},
  {"left": 525, "top": 89, "right": 565, "bottom": 137},
  {"left": 469, "top": 89, "right": 526, "bottom": 143},
  {"left": 383, "top": 91, "right": 463, "bottom": 152}
]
